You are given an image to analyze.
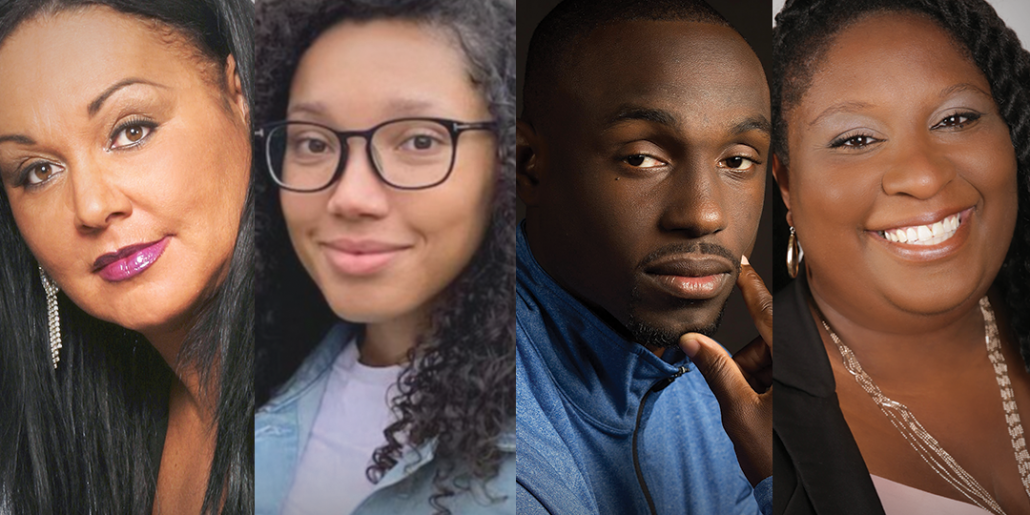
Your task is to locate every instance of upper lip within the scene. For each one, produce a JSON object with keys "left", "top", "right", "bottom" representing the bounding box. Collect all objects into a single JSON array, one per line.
[
  {"left": 867, "top": 206, "right": 973, "bottom": 232},
  {"left": 92, "top": 238, "right": 165, "bottom": 271},
  {"left": 644, "top": 255, "right": 734, "bottom": 277},
  {"left": 321, "top": 238, "right": 412, "bottom": 254}
]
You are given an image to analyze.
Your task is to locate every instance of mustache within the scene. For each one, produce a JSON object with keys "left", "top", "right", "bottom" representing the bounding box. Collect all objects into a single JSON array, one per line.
[{"left": 636, "top": 242, "right": 739, "bottom": 271}]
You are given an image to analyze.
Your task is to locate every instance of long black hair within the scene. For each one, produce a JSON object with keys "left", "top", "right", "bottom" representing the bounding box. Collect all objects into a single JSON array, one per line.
[
  {"left": 254, "top": 0, "right": 515, "bottom": 512},
  {"left": 771, "top": 0, "right": 1030, "bottom": 366},
  {"left": 0, "top": 1, "right": 255, "bottom": 513}
]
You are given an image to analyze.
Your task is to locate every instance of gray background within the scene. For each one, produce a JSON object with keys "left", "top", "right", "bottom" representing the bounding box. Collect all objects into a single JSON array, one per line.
[{"left": 772, "top": 0, "right": 1030, "bottom": 43}]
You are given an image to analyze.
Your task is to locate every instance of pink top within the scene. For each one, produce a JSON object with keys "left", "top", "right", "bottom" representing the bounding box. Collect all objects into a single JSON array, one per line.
[{"left": 871, "top": 475, "right": 993, "bottom": 515}]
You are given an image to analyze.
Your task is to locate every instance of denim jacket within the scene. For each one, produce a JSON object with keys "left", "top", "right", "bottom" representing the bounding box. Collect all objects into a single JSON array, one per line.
[{"left": 256, "top": 324, "right": 516, "bottom": 515}]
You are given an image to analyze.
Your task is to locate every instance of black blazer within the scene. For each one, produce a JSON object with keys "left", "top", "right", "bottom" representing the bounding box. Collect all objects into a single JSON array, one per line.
[{"left": 773, "top": 273, "right": 886, "bottom": 515}]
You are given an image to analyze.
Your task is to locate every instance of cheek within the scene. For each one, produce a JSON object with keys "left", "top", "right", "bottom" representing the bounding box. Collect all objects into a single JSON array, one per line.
[
  {"left": 280, "top": 193, "right": 325, "bottom": 267},
  {"left": 419, "top": 167, "right": 495, "bottom": 267}
]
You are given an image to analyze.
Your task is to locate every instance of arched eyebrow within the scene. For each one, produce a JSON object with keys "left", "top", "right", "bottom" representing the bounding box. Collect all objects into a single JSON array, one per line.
[
  {"left": 0, "top": 134, "right": 34, "bottom": 146},
  {"left": 87, "top": 78, "right": 167, "bottom": 118}
]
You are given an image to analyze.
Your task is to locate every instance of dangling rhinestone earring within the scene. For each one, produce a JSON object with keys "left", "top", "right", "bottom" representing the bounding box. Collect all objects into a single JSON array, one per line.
[
  {"left": 39, "top": 266, "right": 62, "bottom": 369},
  {"left": 787, "top": 226, "right": 804, "bottom": 279}
]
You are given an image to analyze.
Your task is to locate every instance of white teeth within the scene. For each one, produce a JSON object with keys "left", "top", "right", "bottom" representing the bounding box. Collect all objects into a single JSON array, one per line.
[{"left": 878, "top": 213, "right": 962, "bottom": 246}]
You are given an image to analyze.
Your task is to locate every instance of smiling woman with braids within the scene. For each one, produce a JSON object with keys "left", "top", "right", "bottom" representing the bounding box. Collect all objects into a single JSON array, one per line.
[
  {"left": 252, "top": 0, "right": 515, "bottom": 514},
  {"left": 772, "top": 0, "right": 1030, "bottom": 514}
]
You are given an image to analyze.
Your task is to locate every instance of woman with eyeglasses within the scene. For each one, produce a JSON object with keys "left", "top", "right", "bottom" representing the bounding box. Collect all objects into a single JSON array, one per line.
[{"left": 253, "top": 0, "right": 515, "bottom": 514}]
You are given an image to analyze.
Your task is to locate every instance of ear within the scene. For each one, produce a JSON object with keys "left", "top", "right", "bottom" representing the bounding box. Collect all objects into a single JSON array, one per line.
[
  {"left": 224, "top": 55, "right": 249, "bottom": 127},
  {"left": 516, "top": 118, "right": 544, "bottom": 206},
  {"left": 771, "top": 153, "right": 793, "bottom": 226}
]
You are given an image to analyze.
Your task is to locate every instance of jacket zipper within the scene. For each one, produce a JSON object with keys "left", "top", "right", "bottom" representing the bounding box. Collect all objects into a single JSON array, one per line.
[{"left": 632, "top": 366, "right": 688, "bottom": 515}]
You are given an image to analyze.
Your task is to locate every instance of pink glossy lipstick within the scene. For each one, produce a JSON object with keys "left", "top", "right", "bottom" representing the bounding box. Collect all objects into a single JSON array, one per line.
[{"left": 93, "top": 237, "right": 169, "bottom": 282}]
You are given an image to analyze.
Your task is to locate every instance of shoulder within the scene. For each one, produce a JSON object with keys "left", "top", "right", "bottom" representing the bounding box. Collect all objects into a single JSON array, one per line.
[
  {"left": 258, "top": 323, "right": 356, "bottom": 414},
  {"left": 355, "top": 441, "right": 516, "bottom": 515}
]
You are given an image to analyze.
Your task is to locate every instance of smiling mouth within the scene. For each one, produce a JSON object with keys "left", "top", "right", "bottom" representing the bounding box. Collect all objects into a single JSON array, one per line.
[
  {"left": 877, "top": 211, "right": 963, "bottom": 246},
  {"left": 92, "top": 237, "right": 170, "bottom": 282}
]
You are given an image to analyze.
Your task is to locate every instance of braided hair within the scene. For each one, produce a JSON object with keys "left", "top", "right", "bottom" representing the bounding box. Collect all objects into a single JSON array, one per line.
[{"left": 772, "top": 0, "right": 1030, "bottom": 368}]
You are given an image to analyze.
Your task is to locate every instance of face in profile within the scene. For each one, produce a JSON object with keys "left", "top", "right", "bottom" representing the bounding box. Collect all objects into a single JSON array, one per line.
[
  {"left": 279, "top": 20, "right": 497, "bottom": 326},
  {"left": 523, "top": 21, "right": 769, "bottom": 347},
  {"left": 0, "top": 7, "right": 251, "bottom": 337},
  {"left": 781, "top": 12, "right": 1017, "bottom": 328}
]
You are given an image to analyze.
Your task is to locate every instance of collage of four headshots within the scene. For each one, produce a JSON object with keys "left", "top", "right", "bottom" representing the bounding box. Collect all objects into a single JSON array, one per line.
[{"left": 0, "top": 0, "right": 1026, "bottom": 513}]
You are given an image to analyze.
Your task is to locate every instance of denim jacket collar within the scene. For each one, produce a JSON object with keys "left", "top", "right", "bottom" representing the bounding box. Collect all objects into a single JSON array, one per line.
[
  {"left": 256, "top": 323, "right": 515, "bottom": 514},
  {"left": 516, "top": 222, "right": 692, "bottom": 434}
]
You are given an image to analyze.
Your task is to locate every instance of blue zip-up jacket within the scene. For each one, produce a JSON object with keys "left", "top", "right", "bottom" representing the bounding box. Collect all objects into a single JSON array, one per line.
[
  {"left": 255, "top": 324, "right": 516, "bottom": 514},
  {"left": 515, "top": 223, "right": 772, "bottom": 515}
]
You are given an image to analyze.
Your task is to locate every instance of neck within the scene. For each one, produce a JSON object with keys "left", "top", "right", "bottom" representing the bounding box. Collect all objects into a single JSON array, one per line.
[
  {"left": 808, "top": 273, "right": 991, "bottom": 389},
  {"left": 362, "top": 309, "right": 428, "bottom": 367},
  {"left": 144, "top": 326, "right": 215, "bottom": 422},
  {"left": 525, "top": 216, "right": 665, "bottom": 358}
]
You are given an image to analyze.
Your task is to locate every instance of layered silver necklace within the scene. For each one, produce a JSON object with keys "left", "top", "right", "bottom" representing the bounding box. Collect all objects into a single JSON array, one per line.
[{"left": 822, "top": 297, "right": 1030, "bottom": 515}]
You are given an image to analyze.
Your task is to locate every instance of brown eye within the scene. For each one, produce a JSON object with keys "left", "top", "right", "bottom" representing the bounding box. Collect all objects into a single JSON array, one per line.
[
  {"left": 413, "top": 135, "right": 433, "bottom": 150},
  {"left": 125, "top": 126, "right": 144, "bottom": 142},
  {"left": 24, "top": 161, "right": 64, "bottom": 186},
  {"left": 622, "top": 154, "right": 665, "bottom": 168},
  {"left": 306, "top": 139, "right": 328, "bottom": 153},
  {"left": 111, "top": 123, "right": 153, "bottom": 149},
  {"left": 721, "top": 156, "right": 756, "bottom": 172}
]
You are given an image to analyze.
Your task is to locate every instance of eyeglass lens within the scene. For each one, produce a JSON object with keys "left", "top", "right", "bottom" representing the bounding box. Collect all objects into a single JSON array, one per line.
[{"left": 266, "top": 120, "right": 456, "bottom": 190}]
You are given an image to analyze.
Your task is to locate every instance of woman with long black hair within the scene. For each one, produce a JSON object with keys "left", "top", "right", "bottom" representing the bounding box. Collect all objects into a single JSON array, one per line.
[
  {"left": 253, "top": 0, "right": 515, "bottom": 513},
  {"left": 0, "top": 0, "right": 255, "bottom": 513}
]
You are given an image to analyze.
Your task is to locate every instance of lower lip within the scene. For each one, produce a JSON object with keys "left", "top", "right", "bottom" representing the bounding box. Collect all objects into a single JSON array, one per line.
[
  {"left": 871, "top": 208, "right": 973, "bottom": 262},
  {"left": 97, "top": 238, "right": 170, "bottom": 282},
  {"left": 650, "top": 273, "right": 730, "bottom": 300},
  {"left": 323, "top": 247, "right": 407, "bottom": 276}
]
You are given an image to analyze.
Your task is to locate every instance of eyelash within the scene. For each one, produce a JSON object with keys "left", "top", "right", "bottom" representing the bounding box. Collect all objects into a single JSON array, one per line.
[
  {"left": 720, "top": 156, "right": 760, "bottom": 172},
  {"left": 932, "top": 111, "right": 981, "bottom": 130},
  {"left": 622, "top": 154, "right": 666, "bottom": 168},
  {"left": 621, "top": 154, "right": 761, "bottom": 173},
  {"left": 17, "top": 160, "right": 63, "bottom": 190},
  {"left": 828, "top": 112, "right": 983, "bottom": 150},
  {"left": 12, "top": 117, "right": 159, "bottom": 190},
  {"left": 109, "top": 116, "right": 158, "bottom": 150}
]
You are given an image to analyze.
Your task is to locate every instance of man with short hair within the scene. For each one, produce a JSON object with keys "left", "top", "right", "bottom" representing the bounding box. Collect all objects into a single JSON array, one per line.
[{"left": 515, "top": 0, "right": 774, "bottom": 513}]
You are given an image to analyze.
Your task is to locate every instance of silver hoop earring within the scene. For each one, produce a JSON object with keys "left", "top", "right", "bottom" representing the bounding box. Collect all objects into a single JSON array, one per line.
[
  {"left": 787, "top": 226, "right": 804, "bottom": 279},
  {"left": 39, "top": 266, "right": 61, "bottom": 369}
]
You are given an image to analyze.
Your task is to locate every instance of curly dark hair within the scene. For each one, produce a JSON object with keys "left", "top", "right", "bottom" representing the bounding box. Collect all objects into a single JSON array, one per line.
[
  {"left": 253, "top": 0, "right": 515, "bottom": 512},
  {"left": 771, "top": 0, "right": 1030, "bottom": 368}
]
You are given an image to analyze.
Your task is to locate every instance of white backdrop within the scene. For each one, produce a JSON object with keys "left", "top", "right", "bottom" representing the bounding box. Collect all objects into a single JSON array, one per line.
[{"left": 772, "top": 0, "right": 1030, "bottom": 50}]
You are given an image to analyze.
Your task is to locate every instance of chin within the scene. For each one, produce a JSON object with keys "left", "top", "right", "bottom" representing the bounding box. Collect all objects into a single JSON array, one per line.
[{"left": 626, "top": 303, "right": 726, "bottom": 348}]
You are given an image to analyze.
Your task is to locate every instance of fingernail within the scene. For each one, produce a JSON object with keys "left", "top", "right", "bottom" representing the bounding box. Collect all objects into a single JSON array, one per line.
[
  {"left": 741, "top": 254, "right": 750, "bottom": 266},
  {"left": 680, "top": 334, "right": 701, "bottom": 358}
]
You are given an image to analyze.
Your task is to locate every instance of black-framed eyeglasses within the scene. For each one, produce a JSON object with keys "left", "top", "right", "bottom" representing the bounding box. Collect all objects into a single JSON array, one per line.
[{"left": 255, "top": 118, "right": 496, "bottom": 192}]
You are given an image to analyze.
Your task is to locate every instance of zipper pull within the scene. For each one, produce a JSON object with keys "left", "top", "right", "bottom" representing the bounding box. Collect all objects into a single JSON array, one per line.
[{"left": 650, "top": 366, "right": 689, "bottom": 392}]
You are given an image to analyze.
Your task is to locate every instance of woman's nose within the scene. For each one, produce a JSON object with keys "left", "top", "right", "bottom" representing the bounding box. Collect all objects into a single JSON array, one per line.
[
  {"left": 69, "top": 157, "right": 132, "bottom": 231},
  {"left": 326, "top": 138, "right": 391, "bottom": 220},
  {"left": 881, "top": 135, "right": 956, "bottom": 199}
]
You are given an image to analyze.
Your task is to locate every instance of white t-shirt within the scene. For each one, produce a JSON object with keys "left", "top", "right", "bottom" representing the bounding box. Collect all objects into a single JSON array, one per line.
[{"left": 282, "top": 340, "right": 403, "bottom": 515}]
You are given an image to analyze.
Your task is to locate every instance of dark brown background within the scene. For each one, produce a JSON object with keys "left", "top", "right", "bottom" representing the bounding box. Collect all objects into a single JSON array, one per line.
[{"left": 516, "top": 0, "right": 774, "bottom": 353}]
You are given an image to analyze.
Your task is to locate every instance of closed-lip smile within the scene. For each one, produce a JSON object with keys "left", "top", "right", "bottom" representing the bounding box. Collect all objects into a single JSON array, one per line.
[
  {"left": 92, "top": 237, "right": 170, "bottom": 282},
  {"left": 320, "top": 238, "right": 413, "bottom": 276}
]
